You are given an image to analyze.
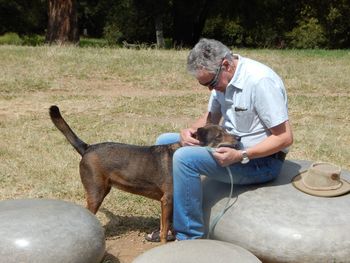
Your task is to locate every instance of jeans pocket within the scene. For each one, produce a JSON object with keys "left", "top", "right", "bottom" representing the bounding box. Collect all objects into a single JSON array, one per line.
[{"left": 251, "top": 158, "right": 281, "bottom": 183}]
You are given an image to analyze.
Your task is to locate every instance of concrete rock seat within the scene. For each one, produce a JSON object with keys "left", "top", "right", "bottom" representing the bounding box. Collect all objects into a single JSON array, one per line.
[
  {"left": 133, "top": 239, "right": 261, "bottom": 263},
  {"left": 0, "top": 199, "right": 105, "bottom": 263},
  {"left": 203, "top": 159, "right": 350, "bottom": 263}
]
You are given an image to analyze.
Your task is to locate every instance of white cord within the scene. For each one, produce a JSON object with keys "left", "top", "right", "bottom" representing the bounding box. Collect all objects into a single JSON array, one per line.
[{"left": 206, "top": 147, "right": 238, "bottom": 238}]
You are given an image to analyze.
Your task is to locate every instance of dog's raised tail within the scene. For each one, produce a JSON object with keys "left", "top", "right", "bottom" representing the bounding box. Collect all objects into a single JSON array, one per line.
[{"left": 49, "top": 105, "right": 88, "bottom": 156}]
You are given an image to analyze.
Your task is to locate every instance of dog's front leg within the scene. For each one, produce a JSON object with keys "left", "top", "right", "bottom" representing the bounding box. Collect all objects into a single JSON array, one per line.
[{"left": 160, "top": 193, "right": 173, "bottom": 243}]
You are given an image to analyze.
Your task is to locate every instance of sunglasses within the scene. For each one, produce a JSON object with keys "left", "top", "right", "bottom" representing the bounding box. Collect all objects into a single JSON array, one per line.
[{"left": 201, "top": 61, "right": 224, "bottom": 88}]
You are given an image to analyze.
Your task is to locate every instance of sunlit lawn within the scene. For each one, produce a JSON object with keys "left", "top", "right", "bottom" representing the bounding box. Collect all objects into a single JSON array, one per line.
[{"left": 1, "top": 45, "right": 349, "bottom": 236}]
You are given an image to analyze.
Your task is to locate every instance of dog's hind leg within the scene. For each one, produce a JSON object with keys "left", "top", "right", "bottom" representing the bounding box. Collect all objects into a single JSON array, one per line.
[
  {"left": 80, "top": 162, "right": 111, "bottom": 214},
  {"left": 85, "top": 184, "right": 111, "bottom": 214}
]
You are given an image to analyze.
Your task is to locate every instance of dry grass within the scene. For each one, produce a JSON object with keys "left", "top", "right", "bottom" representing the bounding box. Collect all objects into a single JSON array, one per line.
[{"left": 1, "top": 45, "right": 350, "bottom": 237}]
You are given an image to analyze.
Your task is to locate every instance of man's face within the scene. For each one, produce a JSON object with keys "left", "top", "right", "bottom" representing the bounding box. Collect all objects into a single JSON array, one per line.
[{"left": 196, "top": 61, "right": 230, "bottom": 93}]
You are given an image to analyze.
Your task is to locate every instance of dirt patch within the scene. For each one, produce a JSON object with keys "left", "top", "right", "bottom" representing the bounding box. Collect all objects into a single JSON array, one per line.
[
  {"left": 95, "top": 208, "right": 163, "bottom": 263},
  {"left": 103, "top": 232, "right": 161, "bottom": 263}
]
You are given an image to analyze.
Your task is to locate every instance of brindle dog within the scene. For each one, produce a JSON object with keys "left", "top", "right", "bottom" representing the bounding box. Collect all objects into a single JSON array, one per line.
[{"left": 49, "top": 105, "right": 237, "bottom": 243}]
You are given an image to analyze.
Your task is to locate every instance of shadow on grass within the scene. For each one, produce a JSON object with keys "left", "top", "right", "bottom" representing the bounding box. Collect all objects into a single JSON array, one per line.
[{"left": 100, "top": 208, "right": 159, "bottom": 238}]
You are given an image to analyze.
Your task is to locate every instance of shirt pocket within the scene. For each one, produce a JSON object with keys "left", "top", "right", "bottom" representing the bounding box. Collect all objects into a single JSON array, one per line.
[{"left": 234, "top": 108, "right": 256, "bottom": 133}]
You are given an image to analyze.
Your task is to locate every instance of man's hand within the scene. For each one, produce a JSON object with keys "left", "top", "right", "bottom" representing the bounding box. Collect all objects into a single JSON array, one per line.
[
  {"left": 212, "top": 147, "right": 242, "bottom": 167},
  {"left": 180, "top": 128, "right": 200, "bottom": 146}
]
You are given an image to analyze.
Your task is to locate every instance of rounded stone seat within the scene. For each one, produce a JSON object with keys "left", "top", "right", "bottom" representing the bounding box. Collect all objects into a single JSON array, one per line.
[
  {"left": 133, "top": 239, "right": 261, "bottom": 263},
  {"left": 0, "top": 199, "right": 105, "bottom": 263},
  {"left": 203, "top": 159, "right": 350, "bottom": 263}
]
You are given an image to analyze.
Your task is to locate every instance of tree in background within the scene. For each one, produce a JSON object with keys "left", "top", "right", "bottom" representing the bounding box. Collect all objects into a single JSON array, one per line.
[
  {"left": 324, "top": 0, "right": 350, "bottom": 48},
  {"left": 46, "top": 0, "right": 79, "bottom": 44},
  {"left": 172, "top": 0, "right": 211, "bottom": 46},
  {"left": 101, "top": 0, "right": 211, "bottom": 47},
  {"left": 133, "top": 0, "right": 169, "bottom": 48},
  {"left": 102, "top": 0, "right": 155, "bottom": 45},
  {"left": 0, "top": 0, "right": 349, "bottom": 48},
  {"left": 0, "top": 0, "right": 46, "bottom": 35},
  {"left": 202, "top": 0, "right": 301, "bottom": 48},
  {"left": 79, "top": 0, "right": 110, "bottom": 38}
]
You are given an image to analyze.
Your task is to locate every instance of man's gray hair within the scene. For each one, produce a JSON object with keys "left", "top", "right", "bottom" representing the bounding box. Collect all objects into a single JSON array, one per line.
[{"left": 187, "top": 38, "right": 233, "bottom": 76}]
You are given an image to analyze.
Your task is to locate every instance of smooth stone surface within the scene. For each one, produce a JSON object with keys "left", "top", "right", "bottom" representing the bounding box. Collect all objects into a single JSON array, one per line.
[
  {"left": 203, "top": 159, "right": 350, "bottom": 263},
  {"left": 0, "top": 199, "right": 105, "bottom": 263},
  {"left": 133, "top": 239, "right": 261, "bottom": 263}
]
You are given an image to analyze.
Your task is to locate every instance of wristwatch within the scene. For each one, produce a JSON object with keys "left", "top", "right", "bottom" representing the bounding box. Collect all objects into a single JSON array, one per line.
[{"left": 241, "top": 150, "right": 250, "bottom": 164}]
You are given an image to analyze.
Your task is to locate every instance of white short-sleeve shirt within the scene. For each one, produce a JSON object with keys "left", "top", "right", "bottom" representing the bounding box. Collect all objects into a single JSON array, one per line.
[{"left": 208, "top": 55, "right": 289, "bottom": 150}]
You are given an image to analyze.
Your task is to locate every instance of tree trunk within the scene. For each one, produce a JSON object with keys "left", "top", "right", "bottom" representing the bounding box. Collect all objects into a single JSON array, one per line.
[
  {"left": 172, "top": 0, "right": 210, "bottom": 47},
  {"left": 155, "top": 14, "right": 165, "bottom": 48},
  {"left": 45, "top": 0, "right": 79, "bottom": 44}
]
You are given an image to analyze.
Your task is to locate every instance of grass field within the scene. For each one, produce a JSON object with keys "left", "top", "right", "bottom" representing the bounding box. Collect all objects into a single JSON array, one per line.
[{"left": 1, "top": 45, "right": 350, "bottom": 238}]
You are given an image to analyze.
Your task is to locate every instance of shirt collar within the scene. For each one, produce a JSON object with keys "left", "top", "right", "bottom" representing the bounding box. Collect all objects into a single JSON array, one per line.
[{"left": 227, "top": 54, "right": 243, "bottom": 90}]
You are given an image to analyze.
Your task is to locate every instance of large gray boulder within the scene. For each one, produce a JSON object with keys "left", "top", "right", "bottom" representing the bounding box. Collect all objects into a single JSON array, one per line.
[
  {"left": 0, "top": 199, "right": 105, "bottom": 263},
  {"left": 203, "top": 159, "right": 350, "bottom": 263},
  {"left": 133, "top": 239, "right": 261, "bottom": 263}
]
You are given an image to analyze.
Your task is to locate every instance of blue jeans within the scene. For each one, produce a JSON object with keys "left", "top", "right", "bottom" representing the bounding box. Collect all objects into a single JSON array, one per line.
[{"left": 156, "top": 133, "right": 284, "bottom": 240}]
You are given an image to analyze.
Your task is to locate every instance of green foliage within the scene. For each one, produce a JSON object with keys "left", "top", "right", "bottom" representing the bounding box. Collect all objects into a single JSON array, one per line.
[
  {"left": 324, "top": 1, "right": 350, "bottom": 48},
  {"left": 203, "top": 16, "right": 244, "bottom": 46},
  {"left": 0, "top": 33, "right": 45, "bottom": 46},
  {"left": 79, "top": 37, "right": 110, "bottom": 47},
  {"left": 223, "top": 19, "right": 244, "bottom": 46},
  {"left": 103, "top": 23, "right": 123, "bottom": 45},
  {"left": 0, "top": 0, "right": 46, "bottom": 35},
  {"left": 203, "top": 17, "right": 284, "bottom": 48},
  {"left": 102, "top": 0, "right": 159, "bottom": 44},
  {"left": 0, "top": 32, "right": 111, "bottom": 48},
  {"left": 164, "top": 38, "right": 174, "bottom": 49},
  {"left": 0, "top": 32, "right": 23, "bottom": 45},
  {"left": 22, "top": 34, "right": 45, "bottom": 46},
  {"left": 285, "top": 17, "right": 326, "bottom": 49},
  {"left": 0, "top": 0, "right": 350, "bottom": 48}
]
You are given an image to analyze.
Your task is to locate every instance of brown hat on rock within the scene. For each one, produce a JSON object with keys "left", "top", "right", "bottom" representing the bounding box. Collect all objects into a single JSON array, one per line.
[{"left": 292, "top": 162, "right": 350, "bottom": 197}]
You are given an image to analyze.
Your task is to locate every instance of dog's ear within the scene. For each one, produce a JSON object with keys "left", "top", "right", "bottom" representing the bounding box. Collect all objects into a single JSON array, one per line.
[
  {"left": 206, "top": 112, "right": 222, "bottom": 125},
  {"left": 192, "top": 130, "right": 198, "bottom": 139},
  {"left": 206, "top": 113, "right": 213, "bottom": 125}
]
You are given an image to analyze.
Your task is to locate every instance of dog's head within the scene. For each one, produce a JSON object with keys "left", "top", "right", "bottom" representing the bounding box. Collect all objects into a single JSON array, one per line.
[{"left": 194, "top": 124, "right": 239, "bottom": 148}]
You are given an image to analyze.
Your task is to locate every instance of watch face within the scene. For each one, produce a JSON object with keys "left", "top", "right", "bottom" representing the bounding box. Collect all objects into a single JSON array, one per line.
[
  {"left": 241, "top": 157, "right": 249, "bottom": 164},
  {"left": 241, "top": 151, "right": 249, "bottom": 164}
]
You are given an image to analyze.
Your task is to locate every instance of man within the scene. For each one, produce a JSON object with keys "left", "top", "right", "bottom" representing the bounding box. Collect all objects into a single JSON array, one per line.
[{"left": 149, "top": 38, "right": 293, "bottom": 241}]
